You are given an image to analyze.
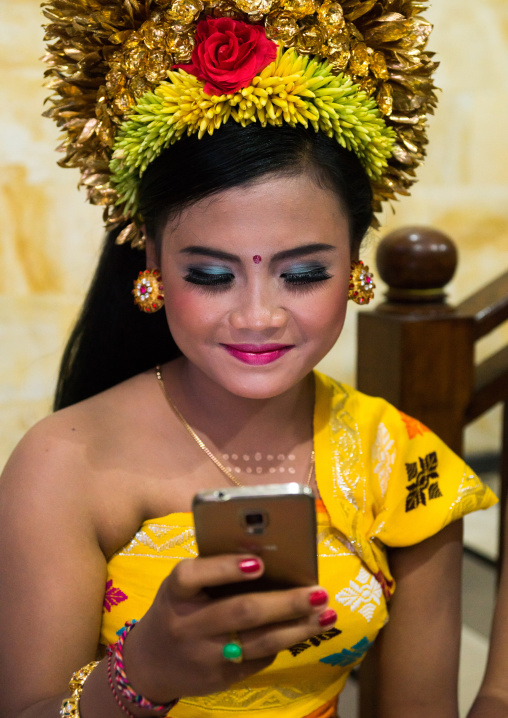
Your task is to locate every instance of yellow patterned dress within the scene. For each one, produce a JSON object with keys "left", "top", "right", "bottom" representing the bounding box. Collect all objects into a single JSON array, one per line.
[{"left": 100, "top": 372, "right": 497, "bottom": 717}]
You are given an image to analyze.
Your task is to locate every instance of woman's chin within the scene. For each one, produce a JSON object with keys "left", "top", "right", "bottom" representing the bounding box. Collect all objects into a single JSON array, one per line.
[{"left": 199, "top": 361, "right": 314, "bottom": 400}]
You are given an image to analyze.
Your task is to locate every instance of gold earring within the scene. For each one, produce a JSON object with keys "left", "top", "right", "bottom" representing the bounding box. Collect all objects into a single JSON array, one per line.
[
  {"left": 133, "top": 269, "right": 164, "bottom": 313},
  {"left": 348, "top": 260, "right": 375, "bottom": 305}
]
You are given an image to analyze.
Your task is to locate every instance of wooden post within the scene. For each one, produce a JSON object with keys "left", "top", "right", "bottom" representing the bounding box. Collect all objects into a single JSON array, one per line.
[{"left": 357, "top": 227, "right": 475, "bottom": 454}]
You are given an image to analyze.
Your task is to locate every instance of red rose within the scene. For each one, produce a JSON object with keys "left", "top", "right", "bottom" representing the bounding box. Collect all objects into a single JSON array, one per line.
[{"left": 175, "top": 17, "right": 277, "bottom": 96}]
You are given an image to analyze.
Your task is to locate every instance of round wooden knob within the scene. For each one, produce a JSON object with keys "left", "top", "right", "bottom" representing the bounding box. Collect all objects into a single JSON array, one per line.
[{"left": 377, "top": 226, "right": 458, "bottom": 303}]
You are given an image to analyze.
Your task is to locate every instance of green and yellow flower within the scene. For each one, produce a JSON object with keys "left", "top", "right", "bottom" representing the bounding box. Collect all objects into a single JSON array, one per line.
[{"left": 111, "top": 45, "right": 396, "bottom": 216}]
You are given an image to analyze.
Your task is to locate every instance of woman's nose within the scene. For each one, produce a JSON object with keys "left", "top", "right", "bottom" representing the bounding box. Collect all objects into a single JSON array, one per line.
[{"left": 229, "top": 289, "right": 287, "bottom": 331}]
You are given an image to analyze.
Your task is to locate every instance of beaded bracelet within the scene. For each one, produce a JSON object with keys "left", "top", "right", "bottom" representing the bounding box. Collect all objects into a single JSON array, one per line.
[
  {"left": 60, "top": 660, "right": 99, "bottom": 717},
  {"left": 107, "top": 652, "right": 136, "bottom": 718},
  {"left": 112, "top": 621, "right": 179, "bottom": 714}
]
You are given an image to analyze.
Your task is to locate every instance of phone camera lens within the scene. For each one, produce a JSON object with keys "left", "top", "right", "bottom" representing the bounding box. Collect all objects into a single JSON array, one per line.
[
  {"left": 245, "top": 512, "right": 264, "bottom": 526},
  {"left": 242, "top": 510, "right": 268, "bottom": 534}
]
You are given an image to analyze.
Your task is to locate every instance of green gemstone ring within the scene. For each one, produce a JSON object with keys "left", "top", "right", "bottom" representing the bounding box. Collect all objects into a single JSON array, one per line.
[{"left": 223, "top": 639, "right": 243, "bottom": 663}]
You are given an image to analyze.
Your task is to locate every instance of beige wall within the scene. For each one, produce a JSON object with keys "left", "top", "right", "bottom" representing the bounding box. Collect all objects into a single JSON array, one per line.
[{"left": 1, "top": 0, "right": 508, "bottom": 469}]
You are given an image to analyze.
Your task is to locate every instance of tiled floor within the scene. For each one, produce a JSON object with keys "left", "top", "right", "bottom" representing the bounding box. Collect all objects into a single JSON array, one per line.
[{"left": 337, "top": 469, "right": 500, "bottom": 718}]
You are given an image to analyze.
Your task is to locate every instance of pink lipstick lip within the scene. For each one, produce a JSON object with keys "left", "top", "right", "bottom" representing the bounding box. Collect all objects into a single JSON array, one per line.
[
  {"left": 223, "top": 343, "right": 293, "bottom": 353},
  {"left": 221, "top": 343, "right": 294, "bottom": 365}
]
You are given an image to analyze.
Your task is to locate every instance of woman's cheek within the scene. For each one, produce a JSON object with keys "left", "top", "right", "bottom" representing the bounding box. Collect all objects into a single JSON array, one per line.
[
  {"left": 163, "top": 285, "right": 225, "bottom": 337},
  {"left": 298, "top": 282, "right": 349, "bottom": 335}
]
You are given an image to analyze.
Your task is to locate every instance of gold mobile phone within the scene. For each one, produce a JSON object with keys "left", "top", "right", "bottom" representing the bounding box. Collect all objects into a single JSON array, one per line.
[{"left": 192, "top": 483, "right": 318, "bottom": 597}]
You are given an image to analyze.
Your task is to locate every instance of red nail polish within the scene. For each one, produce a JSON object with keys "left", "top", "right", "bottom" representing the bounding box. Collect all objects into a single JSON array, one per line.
[
  {"left": 319, "top": 608, "right": 337, "bottom": 627},
  {"left": 239, "top": 558, "right": 261, "bottom": 574},
  {"left": 309, "top": 589, "right": 328, "bottom": 607}
]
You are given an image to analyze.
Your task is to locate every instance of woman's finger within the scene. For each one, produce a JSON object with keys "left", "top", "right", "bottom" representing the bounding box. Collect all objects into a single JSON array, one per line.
[
  {"left": 208, "top": 607, "right": 337, "bottom": 669},
  {"left": 163, "top": 554, "right": 264, "bottom": 601},
  {"left": 238, "top": 608, "right": 338, "bottom": 661},
  {"left": 190, "top": 585, "right": 330, "bottom": 637}
]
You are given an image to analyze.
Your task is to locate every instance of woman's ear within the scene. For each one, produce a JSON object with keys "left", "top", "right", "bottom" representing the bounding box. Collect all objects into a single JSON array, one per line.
[{"left": 143, "top": 226, "right": 159, "bottom": 269}]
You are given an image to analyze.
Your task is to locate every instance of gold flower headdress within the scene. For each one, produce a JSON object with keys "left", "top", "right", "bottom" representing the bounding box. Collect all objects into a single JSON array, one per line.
[{"left": 42, "top": 0, "right": 438, "bottom": 249}]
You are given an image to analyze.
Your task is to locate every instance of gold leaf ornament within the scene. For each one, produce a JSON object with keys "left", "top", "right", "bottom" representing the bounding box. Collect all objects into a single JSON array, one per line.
[
  {"left": 376, "top": 81, "right": 392, "bottom": 116},
  {"left": 343, "top": 0, "right": 377, "bottom": 22},
  {"left": 317, "top": 1, "right": 345, "bottom": 33},
  {"left": 295, "top": 23, "right": 324, "bottom": 55},
  {"left": 164, "top": 29, "right": 195, "bottom": 61},
  {"left": 349, "top": 41, "right": 369, "bottom": 76},
  {"left": 282, "top": 0, "right": 317, "bottom": 20},
  {"left": 370, "top": 51, "right": 388, "bottom": 80},
  {"left": 140, "top": 20, "right": 168, "bottom": 48},
  {"left": 364, "top": 17, "right": 413, "bottom": 45},
  {"left": 168, "top": 0, "right": 205, "bottom": 24},
  {"left": 235, "top": 0, "right": 275, "bottom": 15},
  {"left": 265, "top": 13, "right": 300, "bottom": 44}
]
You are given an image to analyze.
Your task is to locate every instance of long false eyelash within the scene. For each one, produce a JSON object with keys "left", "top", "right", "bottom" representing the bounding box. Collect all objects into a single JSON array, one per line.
[
  {"left": 184, "top": 269, "right": 234, "bottom": 287},
  {"left": 281, "top": 268, "right": 333, "bottom": 286}
]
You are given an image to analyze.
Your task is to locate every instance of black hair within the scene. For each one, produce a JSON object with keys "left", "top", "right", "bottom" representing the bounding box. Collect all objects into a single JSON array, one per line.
[
  {"left": 54, "top": 123, "right": 373, "bottom": 410},
  {"left": 140, "top": 123, "right": 372, "bottom": 253}
]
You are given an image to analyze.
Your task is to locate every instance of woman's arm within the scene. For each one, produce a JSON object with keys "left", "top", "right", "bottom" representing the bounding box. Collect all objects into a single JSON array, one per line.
[
  {"left": 0, "top": 419, "right": 116, "bottom": 717},
  {"left": 0, "top": 418, "right": 338, "bottom": 718},
  {"left": 364, "top": 519, "right": 463, "bottom": 718},
  {"left": 467, "top": 499, "right": 508, "bottom": 718}
]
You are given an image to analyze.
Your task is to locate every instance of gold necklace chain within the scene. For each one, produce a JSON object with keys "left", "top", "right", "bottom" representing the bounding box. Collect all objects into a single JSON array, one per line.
[{"left": 155, "top": 366, "right": 315, "bottom": 488}]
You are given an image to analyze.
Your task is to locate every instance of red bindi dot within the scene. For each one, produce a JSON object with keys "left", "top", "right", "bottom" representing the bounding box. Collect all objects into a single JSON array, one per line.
[{"left": 253, "top": 255, "right": 262, "bottom": 264}]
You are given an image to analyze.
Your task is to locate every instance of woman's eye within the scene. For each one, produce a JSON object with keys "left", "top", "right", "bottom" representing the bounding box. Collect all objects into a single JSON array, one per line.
[
  {"left": 281, "top": 267, "right": 332, "bottom": 286},
  {"left": 184, "top": 268, "right": 235, "bottom": 287}
]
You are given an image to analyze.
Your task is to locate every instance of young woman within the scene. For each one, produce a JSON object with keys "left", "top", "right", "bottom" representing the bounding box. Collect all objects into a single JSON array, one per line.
[{"left": 0, "top": 2, "right": 498, "bottom": 717}]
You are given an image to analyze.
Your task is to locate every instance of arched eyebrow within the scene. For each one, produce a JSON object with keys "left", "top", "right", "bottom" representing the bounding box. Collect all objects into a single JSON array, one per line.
[
  {"left": 180, "top": 243, "right": 336, "bottom": 263},
  {"left": 180, "top": 246, "right": 239, "bottom": 262},
  {"left": 271, "top": 243, "right": 336, "bottom": 262}
]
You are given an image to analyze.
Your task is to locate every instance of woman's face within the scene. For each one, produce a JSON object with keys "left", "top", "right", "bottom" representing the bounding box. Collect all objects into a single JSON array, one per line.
[{"left": 150, "top": 172, "right": 353, "bottom": 399}]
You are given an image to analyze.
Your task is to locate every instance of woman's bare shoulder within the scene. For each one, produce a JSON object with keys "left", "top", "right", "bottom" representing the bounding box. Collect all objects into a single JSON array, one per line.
[
  {"left": 0, "top": 369, "right": 161, "bottom": 552},
  {"left": 3, "top": 369, "right": 153, "bottom": 471}
]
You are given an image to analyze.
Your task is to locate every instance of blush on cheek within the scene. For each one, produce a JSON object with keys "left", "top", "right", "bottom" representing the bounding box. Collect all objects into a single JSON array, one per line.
[
  {"left": 303, "top": 286, "right": 349, "bottom": 340},
  {"left": 163, "top": 288, "right": 226, "bottom": 344},
  {"left": 164, "top": 290, "right": 203, "bottom": 327},
  {"left": 313, "top": 308, "right": 347, "bottom": 335}
]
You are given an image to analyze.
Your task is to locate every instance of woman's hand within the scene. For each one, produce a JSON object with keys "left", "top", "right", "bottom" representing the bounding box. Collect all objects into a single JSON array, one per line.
[{"left": 122, "top": 554, "right": 336, "bottom": 702}]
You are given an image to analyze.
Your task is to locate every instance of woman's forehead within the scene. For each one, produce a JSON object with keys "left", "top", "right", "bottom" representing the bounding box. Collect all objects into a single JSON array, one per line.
[{"left": 161, "top": 173, "right": 349, "bottom": 254}]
